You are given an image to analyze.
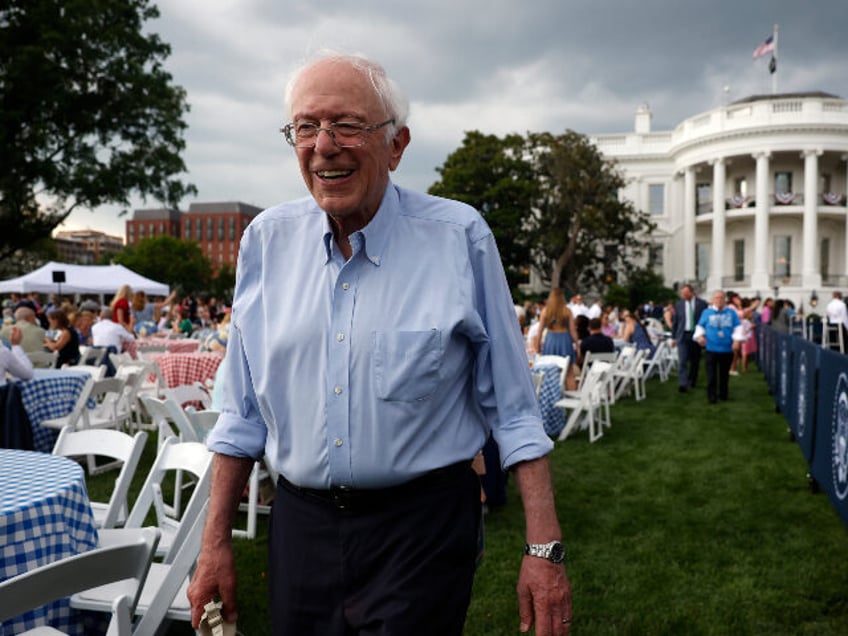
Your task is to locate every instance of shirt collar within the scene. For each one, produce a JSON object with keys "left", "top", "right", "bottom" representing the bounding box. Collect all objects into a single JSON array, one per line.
[{"left": 320, "top": 181, "right": 399, "bottom": 267}]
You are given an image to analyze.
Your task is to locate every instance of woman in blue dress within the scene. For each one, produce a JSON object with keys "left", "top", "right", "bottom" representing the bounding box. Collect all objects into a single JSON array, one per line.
[
  {"left": 621, "top": 309, "right": 657, "bottom": 358},
  {"left": 533, "top": 288, "right": 579, "bottom": 390}
]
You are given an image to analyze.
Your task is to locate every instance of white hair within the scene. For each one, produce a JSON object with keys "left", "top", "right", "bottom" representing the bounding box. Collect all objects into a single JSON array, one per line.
[{"left": 284, "top": 49, "right": 410, "bottom": 141}]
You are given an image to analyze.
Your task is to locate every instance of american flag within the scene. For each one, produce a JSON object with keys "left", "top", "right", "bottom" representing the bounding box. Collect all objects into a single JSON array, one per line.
[{"left": 753, "top": 35, "right": 775, "bottom": 59}]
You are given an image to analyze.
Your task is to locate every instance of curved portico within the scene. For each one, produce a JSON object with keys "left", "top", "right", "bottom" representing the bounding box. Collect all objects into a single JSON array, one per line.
[{"left": 593, "top": 92, "right": 848, "bottom": 310}]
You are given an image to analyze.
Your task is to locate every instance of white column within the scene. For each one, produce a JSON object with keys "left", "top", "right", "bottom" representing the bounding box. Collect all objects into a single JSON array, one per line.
[
  {"left": 708, "top": 158, "right": 726, "bottom": 292},
  {"left": 802, "top": 149, "right": 822, "bottom": 289},
  {"left": 683, "top": 167, "right": 696, "bottom": 282},
  {"left": 752, "top": 152, "right": 771, "bottom": 292},
  {"left": 844, "top": 154, "right": 848, "bottom": 278}
]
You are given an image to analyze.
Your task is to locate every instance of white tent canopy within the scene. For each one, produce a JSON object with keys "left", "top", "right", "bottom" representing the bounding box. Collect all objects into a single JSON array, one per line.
[{"left": 0, "top": 261, "right": 170, "bottom": 296}]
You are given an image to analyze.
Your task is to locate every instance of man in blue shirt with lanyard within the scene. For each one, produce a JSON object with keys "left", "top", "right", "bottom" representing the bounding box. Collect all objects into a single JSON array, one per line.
[
  {"left": 694, "top": 290, "right": 743, "bottom": 403},
  {"left": 188, "top": 51, "right": 571, "bottom": 635}
]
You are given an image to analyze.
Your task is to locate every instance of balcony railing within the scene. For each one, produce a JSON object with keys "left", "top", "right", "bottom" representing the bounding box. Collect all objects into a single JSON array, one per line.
[
  {"left": 822, "top": 274, "right": 848, "bottom": 287},
  {"left": 770, "top": 275, "right": 802, "bottom": 288},
  {"left": 722, "top": 275, "right": 750, "bottom": 288}
]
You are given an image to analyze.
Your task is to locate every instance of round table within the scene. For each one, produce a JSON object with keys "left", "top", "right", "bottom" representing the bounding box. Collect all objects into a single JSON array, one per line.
[
  {"left": 148, "top": 351, "right": 225, "bottom": 388},
  {"left": 0, "top": 449, "right": 99, "bottom": 635}
]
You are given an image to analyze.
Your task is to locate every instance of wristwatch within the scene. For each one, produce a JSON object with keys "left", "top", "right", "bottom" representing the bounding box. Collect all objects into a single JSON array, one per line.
[{"left": 524, "top": 540, "right": 565, "bottom": 563}]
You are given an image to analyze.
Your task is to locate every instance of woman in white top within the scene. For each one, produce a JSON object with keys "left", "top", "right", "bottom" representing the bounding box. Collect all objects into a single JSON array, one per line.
[{"left": 1, "top": 326, "right": 34, "bottom": 386}]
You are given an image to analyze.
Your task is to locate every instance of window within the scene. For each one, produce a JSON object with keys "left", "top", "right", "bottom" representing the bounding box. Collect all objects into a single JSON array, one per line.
[
  {"left": 696, "top": 183, "right": 712, "bottom": 215},
  {"left": 774, "top": 171, "right": 792, "bottom": 194},
  {"left": 218, "top": 217, "right": 225, "bottom": 241},
  {"left": 734, "top": 177, "right": 748, "bottom": 198},
  {"left": 648, "top": 184, "right": 665, "bottom": 215},
  {"left": 696, "top": 243, "right": 709, "bottom": 282},
  {"left": 159, "top": 222, "right": 165, "bottom": 234},
  {"left": 196, "top": 220, "right": 202, "bottom": 241},
  {"left": 229, "top": 218, "right": 236, "bottom": 241},
  {"left": 733, "top": 239, "right": 745, "bottom": 281},
  {"left": 773, "top": 236, "right": 791, "bottom": 278},
  {"left": 821, "top": 238, "right": 830, "bottom": 279},
  {"left": 185, "top": 218, "right": 191, "bottom": 237},
  {"left": 648, "top": 243, "right": 664, "bottom": 271},
  {"left": 820, "top": 173, "right": 832, "bottom": 194},
  {"left": 206, "top": 218, "right": 213, "bottom": 241},
  {"left": 139, "top": 225, "right": 146, "bottom": 239}
]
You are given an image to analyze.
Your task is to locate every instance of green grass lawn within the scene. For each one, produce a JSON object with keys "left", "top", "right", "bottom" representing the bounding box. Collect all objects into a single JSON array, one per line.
[{"left": 86, "top": 365, "right": 848, "bottom": 635}]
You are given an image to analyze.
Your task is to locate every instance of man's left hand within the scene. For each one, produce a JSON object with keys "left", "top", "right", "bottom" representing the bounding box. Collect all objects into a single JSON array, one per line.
[{"left": 517, "top": 556, "right": 572, "bottom": 635}]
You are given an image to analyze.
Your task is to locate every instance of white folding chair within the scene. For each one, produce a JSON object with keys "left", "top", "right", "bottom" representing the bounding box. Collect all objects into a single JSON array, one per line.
[
  {"left": 73, "top": 501, "right": 209, "bottom": 635},
  {"left": 53, "top": 426, "right": 148, "bottom": 528},
  {"left": 26, "top": 350, "right": 58, "bottom": 368},
  {"left": 95, "top": 437, "right": 213, "bottom": 560},
  {"left": 163, "top": 383, "right": 211, "bottom": 410},
  {"left": 0, "top": 527, "right": 160, "bottom": 636},
  {"left": 71, "top": 363, "right": 108, "bottom": 379},
  {"left": 642, "top": 340, "right": 671, "bottom": 382},
  {"left": 41, "top": 374, "right": 96, "bottom": 431},
  {"left": 612, "top": 348, "right": 648, "bottom": 401},
  {"left": 84, "top": 377, "right": 134, "bottom": 432},
  {"left": 555, "top": 361, "right": 612, "bottom": 443},
  {"left": 79, "top": 345, "right": 108, "bottom": 366}
]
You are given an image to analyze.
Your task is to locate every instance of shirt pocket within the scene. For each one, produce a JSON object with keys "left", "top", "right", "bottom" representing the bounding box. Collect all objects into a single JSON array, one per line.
[{"left": 373, "top": 329, "right": 442, "bottom": 402}]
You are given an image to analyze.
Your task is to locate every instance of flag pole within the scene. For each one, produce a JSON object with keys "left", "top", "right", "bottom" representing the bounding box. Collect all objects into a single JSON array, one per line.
[{"left": 771, "top": 23, "right": 779, "bottom": 94}]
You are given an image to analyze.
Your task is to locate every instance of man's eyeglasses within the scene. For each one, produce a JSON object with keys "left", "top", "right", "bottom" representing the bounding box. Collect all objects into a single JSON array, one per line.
[{"left": 280, "top": 119, "right": 395, "bottom": 148}]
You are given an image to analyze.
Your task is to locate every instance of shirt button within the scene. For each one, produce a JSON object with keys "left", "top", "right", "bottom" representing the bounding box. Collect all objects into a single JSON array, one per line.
[
  {"left": 341, "top": 282, "right": 350, "bottom": 290},
  {"left": 370, "top": 256, "right": 380, "bottom": 265},
  {"left": 336, "top": 333, "right": 345, "bottom": 342},
  {"left": 334, "top": 438, "right": 343, "bottom": 447},
  {"left": 334, "top": 385, "right": 343, "bottom": 395}
]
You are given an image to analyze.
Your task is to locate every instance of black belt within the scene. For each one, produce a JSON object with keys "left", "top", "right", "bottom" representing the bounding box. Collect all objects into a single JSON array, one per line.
[{"left": 277, "top": 461, "right": 473, "bottom": 511}]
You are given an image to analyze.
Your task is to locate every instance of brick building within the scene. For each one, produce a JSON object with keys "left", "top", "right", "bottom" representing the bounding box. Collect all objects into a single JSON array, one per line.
[
  {"left": 54, "top": 229, "right": 124, "bottom": 264},
  {"left": 125, "top": 202, "right": 263, "bottom": 268}
]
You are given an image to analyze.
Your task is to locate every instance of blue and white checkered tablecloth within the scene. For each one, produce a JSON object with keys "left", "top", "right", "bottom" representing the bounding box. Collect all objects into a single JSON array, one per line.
[
  {"left": 14, "top": 369, "right": 91, "bottom": 453},
  {"left": 0, "top": 449, "right": 99, "bottom": 636},
  {"left": 536, "top": 363, "right": 565, "bottom": 437}
]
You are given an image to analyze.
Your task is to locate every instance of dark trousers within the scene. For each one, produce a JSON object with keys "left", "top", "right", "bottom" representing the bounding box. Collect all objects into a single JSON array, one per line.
[
  {"left": 705, "top": 350, "right": 734, "bottom": 402},
  {"left": 269, "top": 465, "right": 481, "bottom": 635},
  {"left": 676, "top": 332, "right": 702, "bottom": 388}
]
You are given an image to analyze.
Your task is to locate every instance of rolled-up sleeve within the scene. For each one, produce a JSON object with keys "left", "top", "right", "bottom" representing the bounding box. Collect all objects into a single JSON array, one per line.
[{"left": 469, "top": 232, "right": 553, "bottom": 469}]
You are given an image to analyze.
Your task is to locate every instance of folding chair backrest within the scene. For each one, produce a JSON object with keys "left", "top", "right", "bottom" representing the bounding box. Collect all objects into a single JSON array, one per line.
[
  {"left": 53, "top": 426, "right": 148, "bottom": 528},
  {"left": 74, "top": 363, "right": 107, "bottom": 379},
  {"left": 41, "top": 374, "right": 96, "bottom": 431},
  {"left": 80, "top": 345, "right": 108, "bottom": 366},
  {"left": 0, "top": 527, "right": 160, "bottom": 624},
  {"left": 140, "top": 394, "right": 198, "bottom": 444},
  {"left": 163, "top": 383, "right": 211, "bottom": 409},
  {"left": 26, "top": 350, "right": 58, "bottom": 368},
  {"left": 184, "top": 406, "right": 220, "bottom": 442},
  {"left": 124, "top": 437, "right": 213, "bottom": 562},
  {"left": 131, "top": 501, "right": 210, "bottom": 636}
]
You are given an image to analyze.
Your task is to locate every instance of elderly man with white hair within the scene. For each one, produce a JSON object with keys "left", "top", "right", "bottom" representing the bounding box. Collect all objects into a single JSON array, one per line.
[{"left": 0, "top": 306, "right": 46, "bottom": 353}]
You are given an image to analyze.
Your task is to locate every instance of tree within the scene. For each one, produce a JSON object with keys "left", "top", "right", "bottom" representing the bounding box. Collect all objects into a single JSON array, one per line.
[
  {"left": 428, "top": 131, "right": 537, "bottom": 289},
  {"left": 112, "top": 235, "right": 211, "bottom": 296},
  {"left": 0, "top": 0, "right": 195, "bottom": 262},
  {"left": 525, "top": 130, "right": 656, "bottom": 292}
]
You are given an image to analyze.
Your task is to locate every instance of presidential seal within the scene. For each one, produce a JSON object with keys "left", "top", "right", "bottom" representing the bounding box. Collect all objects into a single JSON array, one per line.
[{"left": 833, "top": 373, "right": 848, "bottom": 500}]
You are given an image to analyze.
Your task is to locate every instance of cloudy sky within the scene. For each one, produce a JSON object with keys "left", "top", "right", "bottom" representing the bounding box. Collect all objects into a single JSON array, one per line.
[{"left": 59, "top": 0, "right": 848, "bottom": 238}]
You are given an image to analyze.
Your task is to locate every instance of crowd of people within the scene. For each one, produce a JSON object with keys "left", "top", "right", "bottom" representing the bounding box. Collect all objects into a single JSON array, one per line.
[
  {"left": 518, "top": 286, "right": 793, "bottom": 405},
  {"left": 1, "top": 288, "right": 232, "bottom": 371}
]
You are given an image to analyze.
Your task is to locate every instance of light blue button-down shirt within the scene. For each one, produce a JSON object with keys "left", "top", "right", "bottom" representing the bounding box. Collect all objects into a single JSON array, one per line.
[{"left": 207, "top": 182, "right": 553, "bottom": 489}]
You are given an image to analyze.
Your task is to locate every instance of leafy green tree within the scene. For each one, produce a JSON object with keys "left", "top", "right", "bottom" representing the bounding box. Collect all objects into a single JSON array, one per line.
[
  {"left": 113, "top": 235, "right": 211, "bottom": 296},
  {"left": 0, "top": 0, "right": 195, "bottom": 262},
  {"left": 604, "top": 268, "right": 676, "bottom": 311},
  {"left": 525, "top": 130, "right": 656, "bottom": 292},
  {"left": 428, "top": 131, "right": 536, "bottom": 289},
  {"left": 209, "top": 263, "right": 236, "bottom": 302}
]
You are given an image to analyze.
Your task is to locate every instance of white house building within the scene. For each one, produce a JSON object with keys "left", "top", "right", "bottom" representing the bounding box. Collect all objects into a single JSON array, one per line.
[{"left": 591, "top": 91, "right": 848, "bottom": 312}]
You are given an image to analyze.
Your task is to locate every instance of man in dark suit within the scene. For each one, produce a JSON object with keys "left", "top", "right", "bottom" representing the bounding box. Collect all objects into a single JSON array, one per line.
[{"left": 669, "top": 284, "right": 708, "bottom": 393}]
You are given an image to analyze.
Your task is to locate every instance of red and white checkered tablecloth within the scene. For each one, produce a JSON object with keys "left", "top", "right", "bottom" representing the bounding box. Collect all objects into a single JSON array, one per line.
[
  {"left": 127, "top": 337, "right": 202, "bottom": 359},
  {"left": 148, "top": 351, "right": 225, "bottom": 388}
]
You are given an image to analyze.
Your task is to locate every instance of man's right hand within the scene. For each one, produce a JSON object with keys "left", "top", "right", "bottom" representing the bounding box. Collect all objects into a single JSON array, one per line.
[
  {"left": 187, "top": 543, "right": 239, "bottom": 627},
  {"left": 9, "top": 326, "right": 22, "bottom": 346}
]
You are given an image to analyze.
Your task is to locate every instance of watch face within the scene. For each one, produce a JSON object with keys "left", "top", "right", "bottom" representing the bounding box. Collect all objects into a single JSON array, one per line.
[{"left": 549, "top": 542, "right": 565, "bottom": 563}]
